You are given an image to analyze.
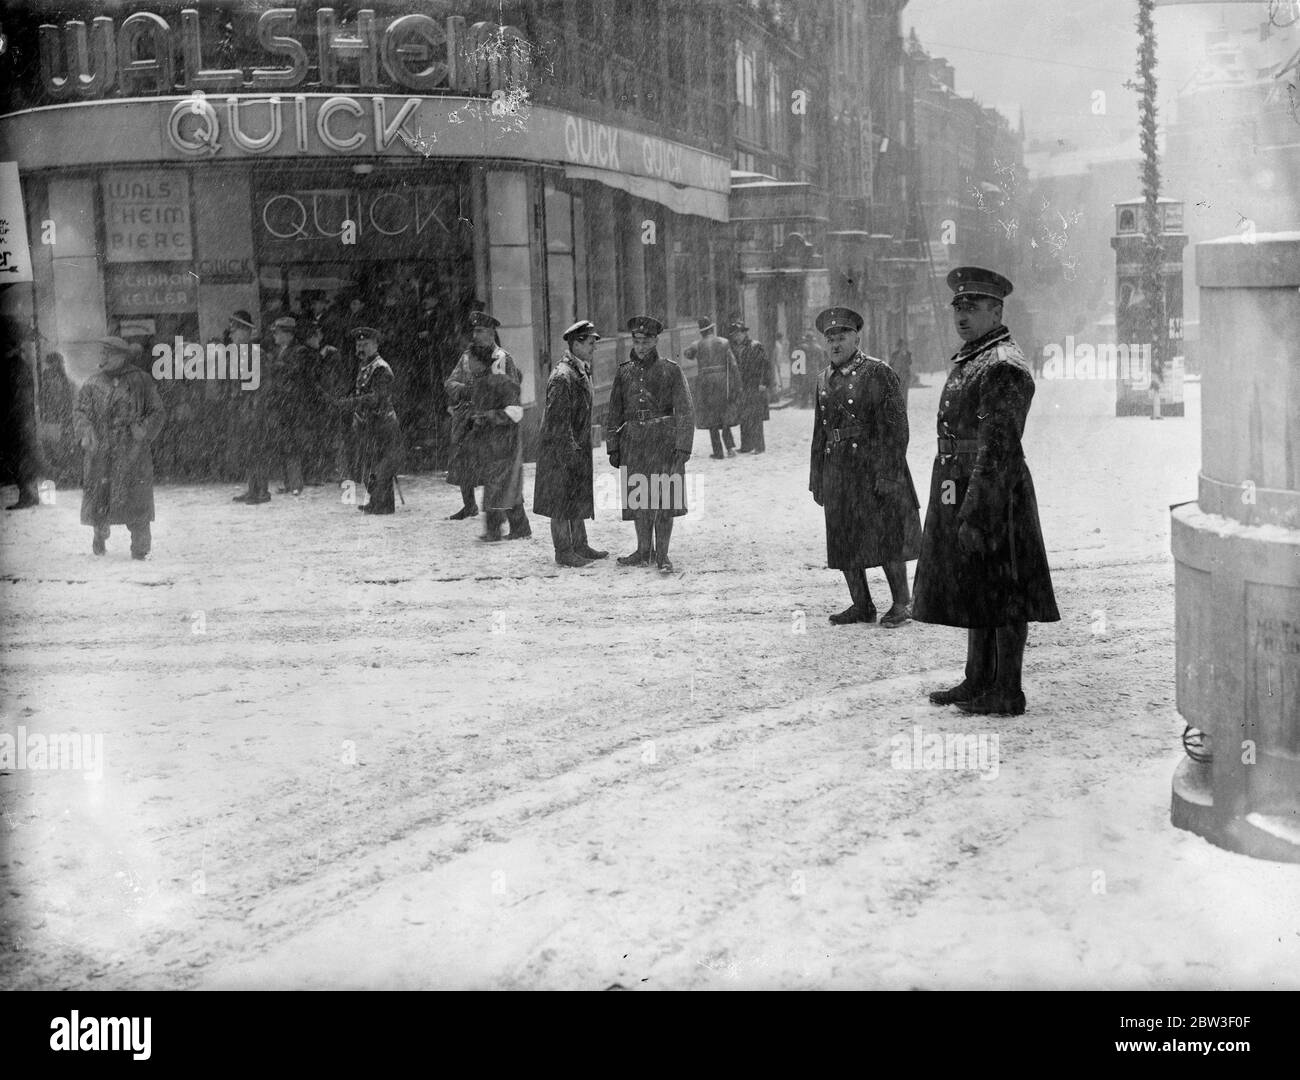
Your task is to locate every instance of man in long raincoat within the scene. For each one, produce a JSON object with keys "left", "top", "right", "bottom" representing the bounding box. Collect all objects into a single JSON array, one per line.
[
  {"left": 911, "top": 267, "right": 1060, "bottom": 715},
  {"left": 445, "top": 311, "right": 531, "bottom": 540},
  {"left": 533, "top": 319, "right": 608, "bottom": 568},
  {"left": 684, "top": 318, "right": 738, "bottom": 459},
  {"left": 74, "top": 336, "right": 166, "bottom": 558},
  {"left": 809, "top": 307, "right": 922, "bottom": 628}
]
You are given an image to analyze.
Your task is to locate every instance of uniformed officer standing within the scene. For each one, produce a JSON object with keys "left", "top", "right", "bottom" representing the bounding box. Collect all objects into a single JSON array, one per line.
[
  {"left": 73, "top": 336, "right": 165, "bottom": 558},
  {"left": 340, "top": 326, "right": 405, "bottom": 515},
  {"left": 810, "top": 307, "right": 921, "bottom": 627},
  {"left": 729, "top": 321, "right": 774, "bottom": 454},
  {"left": 684, "top": 318, "right": 738, "bottom": 459},
  {"left": 912, "top": 267, "right": 1060, "bottom": 715},
  {"left": 533, "top": 320, "right": 608, "bottom": 568},
  {"left": 444, "top": 311, "right": 531, "bottom": 540},
  {"left": 606, "top": 315, "right": 695, "bottom": 573},
  {"left": 265, "top": 316, "right": 323, "bottom": 496}
]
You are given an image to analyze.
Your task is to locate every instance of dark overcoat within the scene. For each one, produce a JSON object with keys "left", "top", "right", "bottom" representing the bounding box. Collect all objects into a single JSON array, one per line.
[
  {"left": 607, "top": 348, "right": 695, "bottom": 520},
  {"left": 810, "top": 352, "right": 922, "bottom": 569},
  {"left": 73, "top": 365, "right": 165, "bottom": 525},
  {"left": 911, "top": 326, "right": 1061, "bottom": 628},
  {"left": 267, "top": 343, "right": 329, "bottom": 460},
  {"left": 686, "top": 334, "right": 738, "bottom": 429},
  {"left": 445, "top": 346, "right": 524, "bottom": 509},
  {"left": 348, "top": 356, "right": 405, "bottom": 483},
  {"left": 533, "top": 351, "right": 595, "bottom": 519},
  {"left": 733, "top": 338, "right": 773, "bottom": 423}
]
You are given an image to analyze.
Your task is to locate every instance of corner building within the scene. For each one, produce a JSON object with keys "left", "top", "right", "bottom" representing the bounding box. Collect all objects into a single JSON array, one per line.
[{"left": 0, "top": 1, "right": 732, "bottom": 456}]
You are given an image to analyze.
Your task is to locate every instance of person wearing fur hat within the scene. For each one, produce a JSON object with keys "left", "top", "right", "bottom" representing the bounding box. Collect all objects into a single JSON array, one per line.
[{"left": 73, "top": 336, "right": 166, "bottom": 558}]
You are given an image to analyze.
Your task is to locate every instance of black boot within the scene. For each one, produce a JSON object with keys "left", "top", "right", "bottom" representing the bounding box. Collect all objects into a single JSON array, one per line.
[
  {"left": 831, "top": 569, "right": 877, "bottom": 624},
  {"left": 930, "top": 627, "right": 996, "bottom": 704},
  {"left": 506, "top": 504, "right": 532, "bottom": 540},
  {"left": 572, "top": 519, "right": 607, "bottom": 559},
  {"left": 653, "top": 514, "right": 675, "bottom": 573},
  {"left": 551, "top": 520, "right": 591, "bottom": 567},
  {"left": 450, "top": 484, "right": 478, "bottom": 519},
  {"left": 959, "top": 623, "right": 1027, "bottom": 715},
  {"left": 481, "top": 509, "right": 505, "bottom": 541}
]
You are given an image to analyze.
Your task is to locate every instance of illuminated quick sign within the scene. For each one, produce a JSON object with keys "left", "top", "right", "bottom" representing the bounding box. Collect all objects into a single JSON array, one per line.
[{"left": 38, "top": 8, "right": 529, "bottom": 100}]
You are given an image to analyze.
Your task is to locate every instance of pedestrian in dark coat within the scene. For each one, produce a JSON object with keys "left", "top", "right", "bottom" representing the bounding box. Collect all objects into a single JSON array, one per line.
[
  {"left": 73, "top": 336, "right": 165, "bottom": 558},
  {"left": 2, "top": 319, "right": 44, "bottom": 509},
  {"left": 684, "top": 317, "right": 737, "bottom": 458},
  {"left": 444, "top": 311, "right": 530, "bottom": 540},
  {"left": 912, "top": 267, "right": 1060, "bottom": 716},
  {"left": 534, "top": 320, "right": 608, "bottom": 567},
  {"left": 810, "top": 307, "right": 922, "bottom": 628},
  {"left": 340, "top": 326, "right": 405, "bottom": 514},
  {"left": 38, "top": 351, "right": 78, "bottom": 489},
  {"left": 301, "top": 320, "right": 347, "bottom": 483},
  {"left": 729, "top": 321, "right": 773, "bottom": 453},
  {"left": 607, "top": 315, "right": 695, "bottom": 574},
  {"left": 265, "top": 317, "right": 329, "bottom": 494},
  {"left": 889, "top": 339, "right": 914, "bottom": 409},
  {"left": 229, "top": 311, "right": 272, "bottom": 503}
]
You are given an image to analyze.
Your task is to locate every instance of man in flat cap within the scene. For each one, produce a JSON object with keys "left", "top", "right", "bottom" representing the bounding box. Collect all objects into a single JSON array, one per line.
[
  {"left": 810, "top": 306, "right": 921, "bottom": 627},
  {"left": 533, "top": 320, "right": 608, "bottom": 567},
  {"left": 911, "top": 267, "right": 1059, "bottom": 715},
  {"left": 74, "top": 336, "right": 166, "bottom": 558},
  {"left": 606, "top": 315, "right": 695, "bottom": 573},
  {"left": 684, "top": 317, "right": 738, "bottom": 459},
  {"left": 729, "top": 321, "right": 774, "bottom": 454},
  {"left": 339, "top": 326, "right": 405, "bottom": 514},
  {"left": 444, "top": 311, "right": 531, "bottom": 539}
]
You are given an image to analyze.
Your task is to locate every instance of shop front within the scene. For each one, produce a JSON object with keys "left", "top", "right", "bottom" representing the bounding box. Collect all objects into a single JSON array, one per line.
[{"left": 2, "top": 88, "right": 730, "bottom": 468}]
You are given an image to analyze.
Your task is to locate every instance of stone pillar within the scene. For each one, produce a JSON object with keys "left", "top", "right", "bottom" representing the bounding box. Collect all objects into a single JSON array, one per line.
[{"left": 1170, "top": 231, "right": 1300, "bottom": 862}]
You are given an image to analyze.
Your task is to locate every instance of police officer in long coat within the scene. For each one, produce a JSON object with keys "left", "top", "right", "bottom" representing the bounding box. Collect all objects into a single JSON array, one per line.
[
  {"left": 912, "top": 267, "right": 1060, "bottom": 715},
  {"left": 74, "top": 336, "right": 166, "bottom": 558},
  {"left": 265, "top": 316, "right": 324, "bottom": 495},
  {"left": 340, "top": 326, "right": 405, "bottom": 515},
  {"left": 444, "top": 311, "right": 531, "bottom": 540},
  {"left": 684, "top": 318, "right": 738, "bottom": 458},
  {"left": 810, "top": 307, "right": 922, "bottom": 627},
  {"left": 730, "top": 321, "right": 773, "bottom": 453},
  {"left": 533, "top": 320, "right": 608, "bottom": 568},
  {"left": 607, "top": 315, "right": 695, "bottom": 574}
]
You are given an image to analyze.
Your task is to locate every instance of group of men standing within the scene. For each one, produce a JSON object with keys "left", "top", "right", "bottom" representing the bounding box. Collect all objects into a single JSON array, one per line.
[
  {"left": 12, "top": 259, "right": 1059, "bottom": 715},
  {"left": 687, "top": 318, "right": 775, "bottom": 458}
]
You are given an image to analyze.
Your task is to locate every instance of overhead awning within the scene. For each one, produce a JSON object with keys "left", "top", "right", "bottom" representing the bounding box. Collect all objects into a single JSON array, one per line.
[{"left": 564, "top": 164, "right": 729, "bottom": 222}]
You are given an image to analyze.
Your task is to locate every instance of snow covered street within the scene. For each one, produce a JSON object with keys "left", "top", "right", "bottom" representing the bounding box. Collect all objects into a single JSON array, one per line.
[{"left": 2, "top": 377, "right": 1297, "bottom": 989}]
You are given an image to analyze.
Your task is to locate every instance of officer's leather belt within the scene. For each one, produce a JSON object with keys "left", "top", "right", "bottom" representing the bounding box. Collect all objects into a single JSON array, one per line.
[
  {"left": 938, "top": 436, "right": 979, "bottom": 455},
  {"left": 829, "top": 424, "right": 864, "bottom": 443},
  {"left": 630, "top": 410, "right": 672, "bottom": 421}
]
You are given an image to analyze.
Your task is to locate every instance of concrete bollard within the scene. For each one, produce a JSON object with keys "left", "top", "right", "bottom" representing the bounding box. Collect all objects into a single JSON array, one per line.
[{"left": 1170, "top": 231, "right": 1300, "bottom": 862}]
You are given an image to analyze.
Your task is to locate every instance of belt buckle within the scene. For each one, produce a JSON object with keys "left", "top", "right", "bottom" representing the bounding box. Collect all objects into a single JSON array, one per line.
[{"left": 831, "top": 429, "right": 842, "bottom": 444}]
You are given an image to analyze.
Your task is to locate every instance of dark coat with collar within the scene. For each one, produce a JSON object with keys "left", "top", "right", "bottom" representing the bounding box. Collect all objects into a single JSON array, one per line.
[
  {"left": 607, "top": 348, "right": 695, "bottom": 519},
  {"left": 685, "top": 333, "right": 739, "bottom": 429},
  {"left": 74, "top": 364, "right": 165, "bottom": 525},
  {"left": 810, "top": 351, "right": 921, "bottom": 569},
  {"left": 444, "top": 346, "right": 524, "bottom": 509},
  {"left": 911, "top": 326, "right": 1060, "bottom": 627},
  {"left": 533, "top": 351, "right": 595, "bottom": 519}
]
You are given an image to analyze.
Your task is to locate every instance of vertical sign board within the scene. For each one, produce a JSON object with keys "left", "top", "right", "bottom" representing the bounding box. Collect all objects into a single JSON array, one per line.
[
  {"left": 102, "top": 171, "right": 193, "bottom": 263},
  {"left": 0, "top": 162, "right": 34, "bottom": 282}
]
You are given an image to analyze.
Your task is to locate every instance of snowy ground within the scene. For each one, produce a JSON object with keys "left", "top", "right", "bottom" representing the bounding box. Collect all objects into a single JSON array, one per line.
[{"left": 1, "top": 376, "right": 1297, "bottom": 990}]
